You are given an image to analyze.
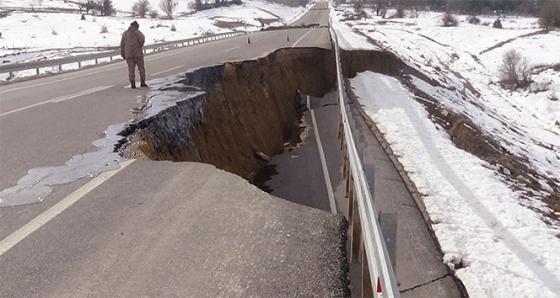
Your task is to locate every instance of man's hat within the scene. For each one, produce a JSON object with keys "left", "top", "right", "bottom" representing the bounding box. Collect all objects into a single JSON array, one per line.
[{"left": 131, "top": 21, "right": 139, "bottom": 28}]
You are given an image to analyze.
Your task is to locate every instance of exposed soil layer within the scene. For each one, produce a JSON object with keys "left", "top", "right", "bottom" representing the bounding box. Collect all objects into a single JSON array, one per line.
[{"left": 122, "top": 47, "right": 336, "bottom": 182}]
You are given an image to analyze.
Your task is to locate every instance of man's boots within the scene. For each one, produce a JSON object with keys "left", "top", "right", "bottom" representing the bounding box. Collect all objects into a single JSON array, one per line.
[
  {"left": 130, "top": 80, "right": 136, "bottom": 89},
  {"left": 140, "top": 81, "right": 148, "bottom": 88}
]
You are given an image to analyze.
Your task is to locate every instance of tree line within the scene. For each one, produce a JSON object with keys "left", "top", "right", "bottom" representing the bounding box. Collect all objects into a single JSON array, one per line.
[
  {"left": 72, "top": 0, "right": 114, "bottom": 16},
  {"left": 347, "top": 0, "right": 560, "bottom": 28},
  {"left": 350, "top": 0, "right": 560, "bottom": 17}
]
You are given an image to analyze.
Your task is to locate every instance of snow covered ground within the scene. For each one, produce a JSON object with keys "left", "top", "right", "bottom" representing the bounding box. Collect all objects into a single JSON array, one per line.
[
  {"left": 0, "top": 0, "right": 307, "bottom": 80},
  {"left": 332, "top": 5, "right": 560, "bottom": 297}
]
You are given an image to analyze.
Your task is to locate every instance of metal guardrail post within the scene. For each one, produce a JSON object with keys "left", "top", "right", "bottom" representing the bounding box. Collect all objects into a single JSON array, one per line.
[{"left": 328, "top": 18, "right": 400, "bottom": 297}]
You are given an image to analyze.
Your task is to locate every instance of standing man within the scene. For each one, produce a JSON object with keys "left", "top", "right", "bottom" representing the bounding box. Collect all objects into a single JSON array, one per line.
[{"left": 120, "top": 21, "right": 147, "bottom": 89}]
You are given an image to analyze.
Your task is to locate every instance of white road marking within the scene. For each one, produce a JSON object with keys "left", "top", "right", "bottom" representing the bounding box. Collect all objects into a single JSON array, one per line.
[
  {"left": 0, "top": 66, "right": 122, "bottom": 94},
  {"left": 0, "top": 47, "right": 196, "bottom": 95},
  {"left": 0, "top": 85, "right": 114, "bottom": 117},
  {"left": 307, "top": 95, "right": 337, "bottom": 214},
  {"left": 144, "top": 46, "right": 194, "bottom": 61},
  {"left": 151, "top": 65, "right": 185, "bottom": 76},
  {"left": 292, "top": 28, "right": 315, "bottom": 48},
  {"left": 52, "top": 85, "right": 113, "bottom": 103},
  {"left": 319, "top": 10, "right": 326, "bottom": 25},
  {"left": 224, "top": 46, "right": 239, "bottom": 53},
  {"left": 0, "top": 159, "right": 134, "bottom": 257}
]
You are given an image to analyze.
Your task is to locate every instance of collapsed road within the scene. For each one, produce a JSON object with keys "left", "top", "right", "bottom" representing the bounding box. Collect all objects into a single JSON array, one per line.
[{"left": 0, "top": 2, "right": 465, "bottom": 297}]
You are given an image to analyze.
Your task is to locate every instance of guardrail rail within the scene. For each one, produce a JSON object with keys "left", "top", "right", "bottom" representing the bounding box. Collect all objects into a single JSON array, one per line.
[
  {"left": 329, "top": 25, "right": 400, "bottom": 298},
  {"left": 0, "top": 32, "right": 246, "bottom": 78}
]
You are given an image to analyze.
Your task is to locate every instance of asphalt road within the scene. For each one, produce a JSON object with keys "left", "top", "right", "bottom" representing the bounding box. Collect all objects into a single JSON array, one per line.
[
  {"left": 262, "top": 92, "right": 342, "bottom": 214},
  {"left": 0, "top": 2, "right": 350, "bottom": 297},
  {"left": 0, "top": 160, "right": 348, "bottom": 297}
]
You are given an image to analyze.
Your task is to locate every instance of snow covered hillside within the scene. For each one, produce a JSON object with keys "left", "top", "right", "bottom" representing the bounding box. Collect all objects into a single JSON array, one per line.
[
  {"left": 332, "top": 5, "right": 560, "bottom": 297},
  {"left": 0, "top": 0, "right": 307, "bottom": 80}
]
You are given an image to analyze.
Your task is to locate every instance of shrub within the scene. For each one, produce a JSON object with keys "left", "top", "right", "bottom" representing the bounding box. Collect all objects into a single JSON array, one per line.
[
  {"left": 99, "top": 0, "right": 115, "bottom": 16},
  {"left": 132, "top": 0, "right": 151, "bottom": 18},
  {"left": 548, "top": 91, "right": 558, "bottom": 101},
  {"left": 149, "top": 9, "right": 158, "bottom": 18},
  {"left": 353, "top": 0, "right": 362, "bottom": 13},
  {"left": 0, "top": 10, "right": 11, "bottom": 18},
  {"left": 539, "top": 0, "right": 560, "bottom": 29},
  {"left": 395, "top": 6, "right": 405, "bottom": 18},
  {"left": 51, "top": 28, "right": 57, "bottom": 35},
  {"left": 100, "top": 24, "right": 108, "bottom": 33},
  {"left": 442, "top": 12, "right": 458, "bottom": 27},
  {"left": 498, "top": 49, "right": 532, "bottom": 89},
  {"left": 467, "top": 15, "right": 480, "bottom": 25},
  {"left": 159, "top": 0, "right": 177, "bottom": 19},
  {"left": 493, "top": 18, "right": 503, "bottom": 28}
]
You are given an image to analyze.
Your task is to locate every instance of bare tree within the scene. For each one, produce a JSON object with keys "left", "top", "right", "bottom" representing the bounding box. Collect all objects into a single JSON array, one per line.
[
  {"left": 132, "top": 0, "right": 151, "bottom": 18},
  {"left": 498, "top": 49, "right": 532, "bottom": 89},
  {"left": 98, "top": 0, "right": 115, "bottom": 16},
  {"left": 374, "top": 0, "right": 388, "bottom": 16},
  {"left": 442, "top": 11, "right": 458, "bottom": 27},
  {"left": 159, "top": 0, "right": 178, "bottom": 19}
]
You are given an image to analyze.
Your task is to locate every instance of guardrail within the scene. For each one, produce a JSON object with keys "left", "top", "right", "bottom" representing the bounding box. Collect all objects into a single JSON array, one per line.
[
  {"left": 329, "top": 27, "right": 400, "bottom": 297},
  {"left": 0, "top": 31, "right": 246, "bottom": 78}
]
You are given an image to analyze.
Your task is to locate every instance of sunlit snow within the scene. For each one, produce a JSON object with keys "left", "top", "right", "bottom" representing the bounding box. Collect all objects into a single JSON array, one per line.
[{"left": 332, "top": 4, "right": 560, "bottom": 297}]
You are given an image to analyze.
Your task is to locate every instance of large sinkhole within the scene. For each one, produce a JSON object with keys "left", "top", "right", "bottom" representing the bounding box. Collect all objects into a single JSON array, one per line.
[{"left": 119, "top": 48, "right": 337, "bottom": 184}]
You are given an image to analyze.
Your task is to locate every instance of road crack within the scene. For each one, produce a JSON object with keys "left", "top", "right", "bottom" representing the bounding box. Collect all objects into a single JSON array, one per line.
[{"left": 400, "top": 273, "right": 450, "bottom": 293}]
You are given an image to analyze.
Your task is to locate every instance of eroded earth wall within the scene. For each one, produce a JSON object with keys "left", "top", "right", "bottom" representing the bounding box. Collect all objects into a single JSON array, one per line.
[{"left": 126, "top": 48, "right": 336, "bottom": 182}]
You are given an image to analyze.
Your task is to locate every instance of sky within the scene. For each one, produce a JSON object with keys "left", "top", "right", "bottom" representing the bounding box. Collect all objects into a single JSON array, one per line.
[{"left": 1, "top": 0, "right": 560, "bottom": 297}]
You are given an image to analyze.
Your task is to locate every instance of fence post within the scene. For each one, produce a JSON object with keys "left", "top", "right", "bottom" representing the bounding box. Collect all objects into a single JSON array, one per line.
[{"left": 362, "top": 252, "right": 374, "bottom": 298}]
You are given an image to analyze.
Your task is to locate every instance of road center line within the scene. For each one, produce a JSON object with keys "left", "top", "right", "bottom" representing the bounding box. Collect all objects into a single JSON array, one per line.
[
  {"left": 1, "top": 47, "right": 192, "bottom": 94},
  {"left": 0, "top": 159, "right": 134, "bottom": 257},
  {"left": 0, "top": 85, "right": 114, "bottom": 116},
  {"left": 307, "top": 95, "right": 337, "bottom": 214},
  {"left": 52, "top": 85, "right": 113, "bottom": 103},
  {"left": 0, "top": 66, "right": 121, "bottom": 94},
  {"left": 151, "top": 65, "right": 185, "bottom": 76},
  {"left": 292, "top": 28, "right": 315, "bottom": 48},
  {"left": 144, "top": 46, "right": 194, "bottom": 61},
  {"left": 224, "top": 46, "right": 239, "bottom": 53}
]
